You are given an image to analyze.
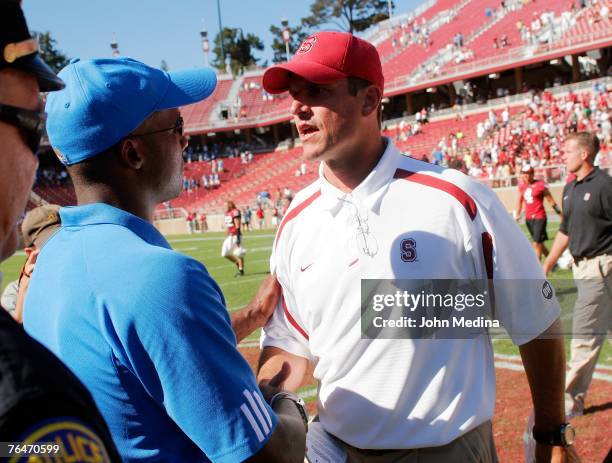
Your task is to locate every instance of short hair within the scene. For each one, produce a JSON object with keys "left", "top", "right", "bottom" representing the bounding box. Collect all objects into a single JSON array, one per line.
[
  {"left": 347, "top": 76, "right": 382, "bottom": 128},
  {"left": 64, "top": 141, "right": 121, "bottom": 185},
  {"left": 566, "top": 132, "right": 600, "bottom": 161},
  {"left": 346, "top": 77, "right": 372, "bottom": 96}
]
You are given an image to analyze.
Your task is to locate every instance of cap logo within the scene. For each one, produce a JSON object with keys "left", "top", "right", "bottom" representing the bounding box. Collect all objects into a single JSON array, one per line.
[
  {"left": 297, "top": 36, "right": 317, "bottom": 55},
  {"left": 55, "top": 150, "right": 67, "bottom": 164},
  {"left": 3, "top": 38, "right": 38, "bottom": 63}
]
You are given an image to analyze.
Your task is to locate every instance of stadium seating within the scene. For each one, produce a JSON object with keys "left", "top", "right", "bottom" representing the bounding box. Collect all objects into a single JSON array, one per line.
[
  {"left": 182, "top": 77, "right": 233, "bottom": 131},
  {"left": 448, "top": 0, "right": 575, "bottom": 69},
  {"left": 236, "top": 75, "right": 292, "bottom": 119},
  {"left": 384, "top": 0, "right": 504, "bottom": 81},
  {"left": 164, "top": 148, "right": 317, "bottom": 212}
]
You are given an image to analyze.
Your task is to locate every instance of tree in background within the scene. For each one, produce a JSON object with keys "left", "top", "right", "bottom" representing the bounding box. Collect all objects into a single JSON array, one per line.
[
  {"left": 35, "top": 31, "right": 69, "bottom": 74},
  {"left": 269, "top": 24, "right": 310, "bottom": 64},
  {"left": 302, "top": 0, "right": 392, "bottom": 33},
  {"left": 212, "top": 27, "right": 264, "bottom": 75}
]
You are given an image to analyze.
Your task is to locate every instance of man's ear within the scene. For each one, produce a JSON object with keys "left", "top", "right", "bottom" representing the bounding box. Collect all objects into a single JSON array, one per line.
[
  {"left": 119, "top": 139, "right": 144, "bottom": 170},
  {"left": 362, "top": 86, "right": 382, "bottom": 117}
]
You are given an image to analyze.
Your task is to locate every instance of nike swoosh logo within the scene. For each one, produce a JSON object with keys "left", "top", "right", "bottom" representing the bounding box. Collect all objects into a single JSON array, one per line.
[
  {"left": 348, "top": 258, "right": 359, "bottom": 267},
  {"left": 300, "top": 263, "right": 313, "bottom": 272}
]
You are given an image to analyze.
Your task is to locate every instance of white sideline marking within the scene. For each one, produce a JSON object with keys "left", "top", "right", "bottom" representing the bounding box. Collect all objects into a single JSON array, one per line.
[
  {"left": 220, "top": 274, "right": 268, "bottom": 288},
  {"left": 239, "top": 341, "right": 260, "bottom": 348},
  {"left": 206, "top": 258, "right": 269, "bottom": 271}
]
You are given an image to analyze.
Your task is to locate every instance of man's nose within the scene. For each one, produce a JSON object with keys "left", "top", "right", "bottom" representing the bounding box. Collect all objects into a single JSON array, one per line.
[{"left": 290, "top": 99, "right": 312, "bottom": 120}]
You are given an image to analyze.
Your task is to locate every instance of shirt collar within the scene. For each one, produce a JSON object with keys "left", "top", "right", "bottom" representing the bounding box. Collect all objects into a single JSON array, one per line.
[
  {"left": 59, "top": 203, "right": 171, "bottom": 249},
  {"left": 318, "top": 137, "right": 400, "bottom": 214},
  {"left": 575, "top": 167, "right": 599, "bottom": 184}
]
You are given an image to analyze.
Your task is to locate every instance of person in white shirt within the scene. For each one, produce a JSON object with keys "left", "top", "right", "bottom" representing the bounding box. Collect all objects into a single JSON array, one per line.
[{"left": 258, "top": 31, "right": 578, "bottom": 462}]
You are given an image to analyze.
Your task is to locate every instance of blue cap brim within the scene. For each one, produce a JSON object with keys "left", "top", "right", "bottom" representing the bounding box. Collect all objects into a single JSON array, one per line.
[{"left": 157, "top": 67, "right": 217, "bottom": 110}]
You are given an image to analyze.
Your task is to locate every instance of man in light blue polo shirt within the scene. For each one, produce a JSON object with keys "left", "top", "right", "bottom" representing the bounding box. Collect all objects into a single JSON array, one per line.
[{"left": 23, "top": 58, "right": 306, "bottom": 462}]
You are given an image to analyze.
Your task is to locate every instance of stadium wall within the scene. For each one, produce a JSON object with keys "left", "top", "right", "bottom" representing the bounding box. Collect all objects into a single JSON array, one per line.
[{"left": 153, "top": 185, "right": 566, "bottom": 235}]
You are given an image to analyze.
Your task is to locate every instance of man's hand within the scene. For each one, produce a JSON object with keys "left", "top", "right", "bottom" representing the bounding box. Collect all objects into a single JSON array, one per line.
[
  {"left": 248, "top": 274, "right": 282, "bottom": 328},
  {"left": 231, "top": 274, "right": 281, "bottom": 342},
  {"left": 259, "top": 361, "right": 291, "bottom": 402},
  {"left": 542, "top": 259, "right": 555, "bottom": 276},
  {"left": 543, "top": 231, "right": 569, "bottom": 276},
  {"left": 535, "top": 443, "right": 580, "bottom": 462}
]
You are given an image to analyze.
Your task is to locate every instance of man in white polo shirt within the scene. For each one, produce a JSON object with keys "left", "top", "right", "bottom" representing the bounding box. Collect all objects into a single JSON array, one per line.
[{"left": 257, "top": 31, "right": 578, "bottom": 462}]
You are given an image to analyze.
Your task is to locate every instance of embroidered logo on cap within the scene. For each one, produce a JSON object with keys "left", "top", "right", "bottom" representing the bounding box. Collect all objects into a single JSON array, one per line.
[
  {"left": 297, "top": 36, "right": 317, "bottom": 55},
  {"left": 3, "top": 38, "right": 38, "bottom": 63}
]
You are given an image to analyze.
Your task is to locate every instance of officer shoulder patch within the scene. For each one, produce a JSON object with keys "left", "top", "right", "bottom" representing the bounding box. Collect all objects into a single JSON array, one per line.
[{"left": 11, "top": 417, "right": 112, "bottom": 463}]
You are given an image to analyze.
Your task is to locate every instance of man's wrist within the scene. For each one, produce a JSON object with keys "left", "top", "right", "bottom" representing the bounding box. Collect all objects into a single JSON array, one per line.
[
  {"left": 533, "top": 423, "right": 575, "bottom": 447},
  {"left": 269, "top": 391, "right": 308, "bottom": 430}
]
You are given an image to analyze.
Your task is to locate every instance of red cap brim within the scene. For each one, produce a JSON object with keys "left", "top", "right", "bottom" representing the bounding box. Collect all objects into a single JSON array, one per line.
[{"left": 262, "top": 60, "right": 348, "bottom": 94}]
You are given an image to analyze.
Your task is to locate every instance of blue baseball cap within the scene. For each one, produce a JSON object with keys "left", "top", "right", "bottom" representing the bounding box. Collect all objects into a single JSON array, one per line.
[{"left": 46, "top": 57, "right": 217, "bottom": 165}]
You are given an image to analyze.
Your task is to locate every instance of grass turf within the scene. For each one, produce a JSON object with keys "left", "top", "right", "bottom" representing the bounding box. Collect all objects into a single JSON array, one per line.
[{"left": 1, "top": 222, "right": 610, "bottom": 364}]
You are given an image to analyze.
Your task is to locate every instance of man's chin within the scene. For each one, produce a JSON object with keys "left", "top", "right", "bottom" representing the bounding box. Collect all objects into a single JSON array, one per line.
[{"left": 301, "top": 143, "right": 326, "bottom": 162}]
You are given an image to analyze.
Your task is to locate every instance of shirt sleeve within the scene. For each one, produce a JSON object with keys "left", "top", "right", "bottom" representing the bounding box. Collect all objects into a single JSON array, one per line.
[
  {"left": 261, "top": 285, "right": 313, "bottom": 362},
  {"left": 106, "top": 253, "right": 277, "bottom": 463},
  {"left": 468, "top": 182, "right": 561, "bottom": 345},
  {"left": 264, "top": 236, "right": 312, "bottom": 361}
]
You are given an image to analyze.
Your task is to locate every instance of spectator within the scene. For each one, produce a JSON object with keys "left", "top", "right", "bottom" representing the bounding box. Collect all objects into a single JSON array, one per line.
[
  {"left": 199, "top": 211, "right": 208, "bottom": 232},
  {"left": 186, "top": 211, "right": 195, "bottom": 234},
  {"left": 271, "top": 206, "right": 279, "bottom": 228},
  {"left": 2, "top": 205, "right": 62, "bottom": 323},
  {"left": 243, "top": 206, "right": 253, "bottom": 231},
  {"left": 256, "top": 205, "right": 265, "bottom": 229}
]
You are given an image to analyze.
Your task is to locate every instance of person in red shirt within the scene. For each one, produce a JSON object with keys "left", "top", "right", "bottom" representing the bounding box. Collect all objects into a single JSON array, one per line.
[
  {"left": 199, "top": 211, "right": 207, "bottom": 232},
  {"left": 186, "top": 211, "right": 195, "bottom": 234},
  {"left": 515, "top": 165, "right": 561, "bottom": 260},
  {"left": 256, "top": 205, "right": 265, "bottom": 229},
  {"left": 221, "top": 200, "right": 246, "bottom": 276}
]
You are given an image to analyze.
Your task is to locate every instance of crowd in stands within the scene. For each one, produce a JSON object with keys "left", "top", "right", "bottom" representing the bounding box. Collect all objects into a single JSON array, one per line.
[
  {"left": 388, "top": 15, "right": 432, "bottom": 51},
  {"left": 419, "top": 0, "right": 600, "bottom": 80},
  {"left": 184, "top": 139, "right": 258, "bottom": 162},
  {"left": 387, "top": 84, "right": 610, "bottom": 187}
]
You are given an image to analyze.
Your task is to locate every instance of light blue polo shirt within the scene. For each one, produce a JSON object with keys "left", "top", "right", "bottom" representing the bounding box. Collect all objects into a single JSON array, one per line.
[{"left": 24, "top": 203, "right": 277, "bottom": 462}]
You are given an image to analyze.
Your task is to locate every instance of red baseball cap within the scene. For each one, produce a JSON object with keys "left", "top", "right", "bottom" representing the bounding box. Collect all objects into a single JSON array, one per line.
[{"left": 263, "top": 31, "right": 384, "bottom": 94}]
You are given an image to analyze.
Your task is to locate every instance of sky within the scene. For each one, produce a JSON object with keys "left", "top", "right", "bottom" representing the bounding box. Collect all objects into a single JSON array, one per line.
[{"left": 23, "top": 0, "right": 426, "bottom": 71}]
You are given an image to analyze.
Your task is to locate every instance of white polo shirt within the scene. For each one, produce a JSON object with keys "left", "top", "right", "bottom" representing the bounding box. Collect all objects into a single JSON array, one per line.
[{"left": 262, "top": 139, "right": 560, "bottom": 449}]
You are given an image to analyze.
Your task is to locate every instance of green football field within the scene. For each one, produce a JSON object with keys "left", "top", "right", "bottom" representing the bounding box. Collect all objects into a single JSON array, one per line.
[{"left": 1, "top": 221, "right": 610, "bottom": 364}]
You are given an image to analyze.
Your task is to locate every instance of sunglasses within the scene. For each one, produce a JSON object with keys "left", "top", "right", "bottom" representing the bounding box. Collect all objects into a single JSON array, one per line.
[
  {"left": 128, "top": 116, "right": 184, "bottom": 138},
  {"left": 0, "top": 103, "right": 47, "bottom": 155}
]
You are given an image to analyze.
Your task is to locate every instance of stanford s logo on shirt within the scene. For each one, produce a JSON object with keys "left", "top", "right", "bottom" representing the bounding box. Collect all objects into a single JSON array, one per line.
[{"left": 400, "top": 238, "right": 418, "bottom": 262}]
